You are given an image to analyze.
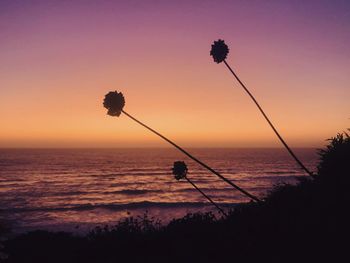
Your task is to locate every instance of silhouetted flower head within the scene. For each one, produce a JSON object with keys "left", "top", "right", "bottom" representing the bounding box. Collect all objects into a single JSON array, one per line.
[
  {"left": 172, "top": 161, "right": 188, "bottom": 180},
  {"left": 103, "top": 91, "right": 125, "bottom": 117},
  {"left": 210, "top": 39, "right": 229, "bottom": 63}
]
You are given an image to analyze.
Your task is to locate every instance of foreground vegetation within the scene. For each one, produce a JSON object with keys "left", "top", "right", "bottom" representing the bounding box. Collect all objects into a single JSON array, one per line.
[{"left": 1, "top": 131, "right": 349, "bottom": 262}]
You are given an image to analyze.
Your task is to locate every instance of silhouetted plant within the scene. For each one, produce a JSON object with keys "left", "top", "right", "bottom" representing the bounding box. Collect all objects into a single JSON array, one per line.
[
  {"left": 172, "top": 161, "right": 188, "bottom": 181},
  {"left": 0, "top": 219, "right": 10, "bottom": 261},
  {"left": 210, "top": 39, "right": 229, "bottom": 63},
  {"left": 171, "top": 161, "right": 227, "bottom": 217},
  {"left": 317, "top": 129, "right": 350, "bottom": 187},
  {"left": 103, "top": 91, "right": 260, "bottom": 202},
  {"left": 210, "top": 39, "right": 313, "bottom": 177},
  {"left": 89, "top": 212, "right": 162, "bottom": 238},
  {"left": 167, "top": 212, "right": 217, "bottom": 229},
  {"left": 103, "top": 91, "right": 125, "bottom": 116}
]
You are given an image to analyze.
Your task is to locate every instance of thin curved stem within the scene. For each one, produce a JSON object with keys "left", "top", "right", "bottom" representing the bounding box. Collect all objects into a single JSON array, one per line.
[
  {"left": 185, "top": 176, "right": 228, "bottom": 217},
  {"left": 121, "top": 109, "right": 260, "bottom": 202},
  {"left": 223, "top": 60, "right": 313, "bottom": 177}
]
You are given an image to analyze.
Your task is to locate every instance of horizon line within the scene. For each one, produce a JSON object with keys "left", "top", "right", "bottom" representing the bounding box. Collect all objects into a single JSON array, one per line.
[{"left": 0, "top": 146, "right": 319, "bottom": 150}]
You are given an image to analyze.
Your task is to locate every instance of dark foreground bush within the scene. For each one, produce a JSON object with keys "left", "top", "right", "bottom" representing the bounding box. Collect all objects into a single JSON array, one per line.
[{"left": 3, "top": 131, "right": 350, "bottom": 262}]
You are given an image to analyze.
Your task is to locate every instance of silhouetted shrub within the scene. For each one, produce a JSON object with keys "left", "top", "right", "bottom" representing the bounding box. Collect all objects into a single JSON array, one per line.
[
  {"left": 88, "top": 212, "right": 161, "bottom": 239},
  {"left": 317, "top": 130, "right": 350, "bottom": 186},
  {"left": 0, "top": 219, "right": 11, "bottom": 261}
]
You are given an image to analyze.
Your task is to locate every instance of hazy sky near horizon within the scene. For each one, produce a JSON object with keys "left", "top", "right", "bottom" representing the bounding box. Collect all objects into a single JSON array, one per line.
[{"left": 0, "top": 0, "right": 349, "bottom": 148}]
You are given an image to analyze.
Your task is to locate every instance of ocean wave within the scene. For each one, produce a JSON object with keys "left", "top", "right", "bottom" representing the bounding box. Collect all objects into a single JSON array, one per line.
[
  {"left": 108, "top": 189, "right": 164, "bottom": 195},
  {"left": 0, "top": 201, "right": 239, "bottom": 213},
  {"left": 87, "top": 172, "right": 168, "bottom": 177},
  {"left": 250, "top": 175, "right": 298, "bottom": 181},
  {"left": 0, "top": 189, "right": 166, "bottom": 198},
  {"left": 265, "top": 171, "right": 297, "bottom": 175}
]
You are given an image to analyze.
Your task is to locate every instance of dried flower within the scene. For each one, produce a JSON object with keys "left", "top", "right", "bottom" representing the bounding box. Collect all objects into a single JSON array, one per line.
[
  {"left": 210, "top": 39, "right": 313, "bottom": 177},
  {"left": 102, "top": 90, "right": 260, "bottom": 201},
  {"left": 103, "top": 91, "right": 125, "bottom": 116},
  {"left": 210, "top": 39, "right": 229, "bottom": 63},
  {"left": 171, "top": 161, "right": 228, "bottom": 217},
  {"left": 172, "top": 161, "right": 188, "bottom": 180}
]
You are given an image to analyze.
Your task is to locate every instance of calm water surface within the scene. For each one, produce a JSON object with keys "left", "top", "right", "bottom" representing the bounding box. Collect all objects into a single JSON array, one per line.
[{"left": 0, "top": 148, "right": 318, "bottom": 233}]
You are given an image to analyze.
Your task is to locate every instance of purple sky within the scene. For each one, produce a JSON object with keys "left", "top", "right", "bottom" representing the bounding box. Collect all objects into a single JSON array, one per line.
[{"left": 0, "top": 0, "right": 349, "bottom": 147}]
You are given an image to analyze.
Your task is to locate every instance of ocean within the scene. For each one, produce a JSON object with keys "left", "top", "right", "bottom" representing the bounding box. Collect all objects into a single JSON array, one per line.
[{"left": 0, "top": 148, "right": 318, "bottom": 233}]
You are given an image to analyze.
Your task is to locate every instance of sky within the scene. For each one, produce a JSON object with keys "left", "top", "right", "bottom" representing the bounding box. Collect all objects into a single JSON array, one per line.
[{"left": 0, "top": 0, "right": 349, "bottom": 148}]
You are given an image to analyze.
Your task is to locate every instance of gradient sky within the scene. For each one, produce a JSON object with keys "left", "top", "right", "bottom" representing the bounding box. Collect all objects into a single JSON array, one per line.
[{"left": 0, "top": 0, "right": 349, "bottom": 148}]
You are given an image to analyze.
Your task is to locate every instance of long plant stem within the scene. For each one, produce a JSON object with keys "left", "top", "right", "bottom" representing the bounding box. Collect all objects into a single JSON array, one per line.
[
  {"left": 121, "top": 110, "right": 260, "bottom": 202},
  {"left": 223, "top": 60, "right": 313, "bottom": 177},
  {"left": 185, "top": 176, "right": 227, "bottom": 217}
]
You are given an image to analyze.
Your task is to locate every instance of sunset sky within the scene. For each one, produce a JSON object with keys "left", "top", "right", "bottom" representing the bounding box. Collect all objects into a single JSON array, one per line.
[{"left": 0, "top": 0, "right": 349, "bottom": 148}]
